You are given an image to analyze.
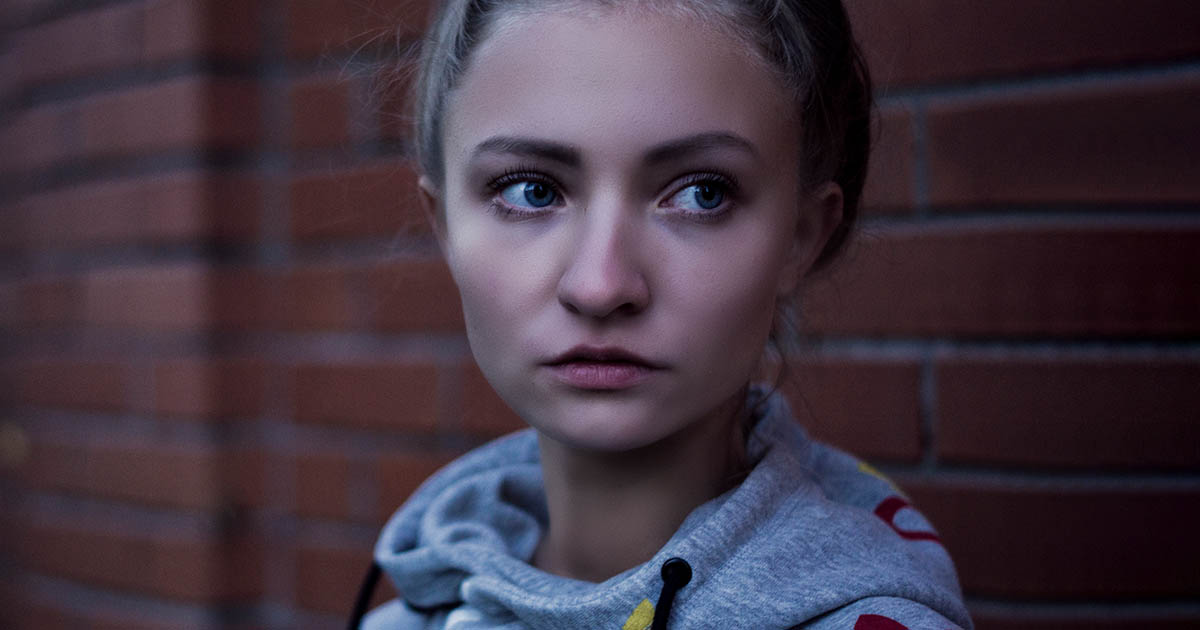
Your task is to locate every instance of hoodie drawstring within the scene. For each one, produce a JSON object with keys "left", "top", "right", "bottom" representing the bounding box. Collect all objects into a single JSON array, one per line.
[
  {"left": 347, "top": 561, "right": 381, "bottom": 630},
  {"left": 348, "top": 557, "right": 692, "bottom": 629},
  {"left": 651, "top": 557, "right": 692, "bottom": 630}
]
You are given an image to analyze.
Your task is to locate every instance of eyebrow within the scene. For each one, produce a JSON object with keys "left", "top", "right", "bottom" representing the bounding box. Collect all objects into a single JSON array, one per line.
[
  {"left": 472, "top": 136, "right": 582, "bottom": 167},
  {"left": 643, "top": 132, "right": 759, "bottom": 165},
  {"left": 470, "top": 131, "right": 758, "bottom": 168}
]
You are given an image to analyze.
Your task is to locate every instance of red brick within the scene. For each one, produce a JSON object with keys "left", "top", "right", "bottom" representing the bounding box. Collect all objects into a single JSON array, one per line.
[
  {"left": 292, "top": 362, "right": 439, "bottom": 431},
  {"left": 0, "top": 103, "right": 76, "bottom": 173},
  {"left": 803, "top": 224, "right": 1200, "bottom": 338},
  {"left": 211, "top": 267, "right": 356, "bottom": 331},
  {"left": 210, "top": 266, "right": 367, "bottom": 332},
  {"left": 376, "top": 61, "right": 416, "bottom": 141},
  {"left": 0, "top": 585, "right": 15, "bottom": 630},
  {"left": 295, "top": 451, "right": 351, "bottom": 519},
  {"left": 937, "top": 357, "right": 1200, "bottom": 470},
  {"left": 0, "top": 51, "right": 17, "bottom": 109},
  {"left": 0, "top": 359, "right": 127, "bottom": 411},
  {"left": 153, "top": 357, "right": 266, "bottom": 420},
  {"left": 900, "top": 478, "right": 1200, "bottom": 598},
  {"left": 846, "top": 0, "right": 1200, "bottom": 88},
  {"left": 0, "top": 0, "right": 54, "bottom": 28},
  {"left": 8, "top": 2, "right": 258, "bottom": 88},
  {"left": 377, "top": 451, "right": 461, "bottom": 522},
  {"left": 289, "top": 162, "right": 426, "bottom": 241},
  {"left": 8, "top": 173, "right": 258, "bottom": 248},
  {"left": 12, "top": 3, "right": 142, "bottom": 85},
  {"left": 15, "top": 601, "right": 187, "bottom": 630},
  {"left": 210, "top": 269, "right": 272, "bottom": 329},
  {"left": 290, "top": 74, "right": 351, "bottom": 148},
  {"left": 367, "top": 259, "right": 463, "bottom": 332},
  {"left": 860, "top": 104, "right": 915, "bottom": 214},
  {"left": 143, "top": 0, "right": 260, "bottom": 63},
  {"left": 296, "top": 541, "right": 393, "bottom": 614},
  {"left": 278, "top": 264, "right": 359, "bottom": 330},
  {"left": 460, "top": 362, "right": 525, "bottom": 437},
  {"left": 19, "top": 277, "right": 83, "bottom": 325},
  {"left": 0, "top": 282, "right": 20, "bottom": 327},
  {"left": 23, "top": 437, "right": 260, "bottom": 509},
  {"left": 82, "top": 263, "right": 211, "bottom": 330},
  {"left": 782, "top": 358, "right": 921, "bottom": 462},
  {"left": 286, "top": 0, "right": 432, "bottom": 59},
  {"left": 81, "top": 77, "right": 258, "bottom": 159},
  {"left": 18, "top": 520, "right": 262, "bottom": 603},
  {"left": 972, "top": 608, "right": 1200, "bottom": 630},
  {"left": 927, "top": 77, "right": 1200, "bottom": 206}
]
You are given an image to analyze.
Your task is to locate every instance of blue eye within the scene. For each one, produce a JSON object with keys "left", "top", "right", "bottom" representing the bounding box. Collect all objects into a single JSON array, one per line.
[
  {"left": 666, "top": 182, "right": 726, "bottom": 211},
  {"left": 500, "top": 180, "right": 557, "bottom": 208}
]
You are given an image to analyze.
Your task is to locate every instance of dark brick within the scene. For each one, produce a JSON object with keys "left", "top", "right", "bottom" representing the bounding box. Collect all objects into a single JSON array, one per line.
[
  {"left": 901, "top": 478, "right": 1200, "bottom": 598},
  {"left": 937, "top": 357, "right": 1200, "bottom": 470},
  {"left": 290, "top": 74, "right": 351, "bottom": 148},
  {"left": 292, "top": 362, "right": 439, "bottom": 432},
  {"left": 367, "top": 259, "right": 464, "bottom": 332},
  {"left": 783, "top": 358, "right": 921, "bottom": 462},
  {"left": 927, "top": 77, "right": 1200, "bottom": 206},
  {"left": 847, "top": 0, "right": 1200, "bottom": 87},
  {"left": 460, "top": 362, "right": 525, "bottom": 438},
  {"left": 804, "top": 225, "right": 1200, "bottom": 338},
  {"left": 289, "top": 162, "right": 426, "bottom": 241},
  {"left": 152, "top": 358, "right": 267, "bottom": 421},
  {"left": 861, "top": 104, "right": 916, "bottom": 214},
  {"left": 18, "top": 519, "right": 262, "bottom": 603},
  {"left": 286, "top": 0, "right": 432, "bottom": 59},
  {"left": 377, "top": 451, "right": 461, "bottom": 523}
]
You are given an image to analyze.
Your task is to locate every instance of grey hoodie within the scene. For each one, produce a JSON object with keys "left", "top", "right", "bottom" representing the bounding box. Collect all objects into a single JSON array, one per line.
[{"left": 365, "top": 387, "right": 972, "bottom": 629}]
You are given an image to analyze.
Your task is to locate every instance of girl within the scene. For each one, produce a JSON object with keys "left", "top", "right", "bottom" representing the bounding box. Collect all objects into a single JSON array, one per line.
[{"left": 354, "top": 1, "right": 971, "bottom": 628}]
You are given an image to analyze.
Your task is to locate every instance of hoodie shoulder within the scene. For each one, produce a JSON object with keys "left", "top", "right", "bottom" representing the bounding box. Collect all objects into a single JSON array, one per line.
[
  {"left": 362, "top": 599, "right": 449, "bottom": 630},
  {"left": 794, "top": 596, "right": 968, "bottom": 630},
  {"left": 806, "top": 444, "right": 944, "bottom": 544}
]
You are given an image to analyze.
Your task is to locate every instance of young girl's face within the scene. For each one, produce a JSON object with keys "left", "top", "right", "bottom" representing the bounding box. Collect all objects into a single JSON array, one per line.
[{"left": 431, "top": 8, "right": 835, "bottom": 452}]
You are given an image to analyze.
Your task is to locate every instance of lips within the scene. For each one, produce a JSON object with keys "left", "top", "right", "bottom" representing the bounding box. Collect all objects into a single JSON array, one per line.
[
  {"left": 543, "top": 345, "right": 665, "bottom": 390},
  {"left": 545, "top": 345, "right": 664, "bottom": 368}
]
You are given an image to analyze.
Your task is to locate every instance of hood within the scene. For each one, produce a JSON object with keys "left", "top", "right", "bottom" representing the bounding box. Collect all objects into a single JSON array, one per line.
[{"left": 370, "top": 387, "right": 972, "bottom": 629}]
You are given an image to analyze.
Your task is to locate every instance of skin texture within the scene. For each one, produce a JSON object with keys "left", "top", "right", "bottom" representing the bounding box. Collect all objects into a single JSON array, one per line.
[{"left": 422, "top": 7, "right": 841, "bottom": 581}]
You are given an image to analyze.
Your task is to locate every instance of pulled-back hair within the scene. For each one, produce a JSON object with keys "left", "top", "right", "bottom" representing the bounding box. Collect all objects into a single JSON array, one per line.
[{"left": 410, "top": 0, "right": 872, "bottom": 270}]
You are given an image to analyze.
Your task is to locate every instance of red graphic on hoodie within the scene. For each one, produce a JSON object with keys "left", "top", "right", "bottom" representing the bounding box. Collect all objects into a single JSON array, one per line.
[
  {"left": 873, "top": 496, "right": 941, "bottom": 543},
  {"left": 853, "top": 614, "right": 908, "bottom": 630}
]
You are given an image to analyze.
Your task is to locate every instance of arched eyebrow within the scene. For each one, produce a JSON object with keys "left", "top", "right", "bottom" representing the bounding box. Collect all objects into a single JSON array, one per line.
[
  {"left": 472, "top": 136, "right": 581, "bottom": 167},
  {"left": 470, "top": 131, "right": 757, "bottom": 167},
  {"left": 643, "top": 132, "right": 759, "bottom": 165}
]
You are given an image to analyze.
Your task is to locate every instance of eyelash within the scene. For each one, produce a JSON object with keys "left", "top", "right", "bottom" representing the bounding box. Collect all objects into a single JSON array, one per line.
[
  {"left": 664, "top": 170, "right": 740, "bottom": 223},
  {"left": 485, "top": 166, "right": 562, "bottom": 220},
  {"left": 482, "top": 167, "right": 741, "bottom": 222}
]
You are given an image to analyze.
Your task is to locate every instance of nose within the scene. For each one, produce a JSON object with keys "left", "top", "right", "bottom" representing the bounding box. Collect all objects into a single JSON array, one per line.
[{"left": 556, "top": 207, "right": 650, "bottom": 319}]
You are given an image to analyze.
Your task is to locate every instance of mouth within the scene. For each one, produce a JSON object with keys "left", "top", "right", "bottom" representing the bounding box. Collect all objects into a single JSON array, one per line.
[
  {"left": 542, "top": 345, "right": 665, "bottom": 390},
  {"left": 545, "top": 345, "right": 664, "bottom": 368}
]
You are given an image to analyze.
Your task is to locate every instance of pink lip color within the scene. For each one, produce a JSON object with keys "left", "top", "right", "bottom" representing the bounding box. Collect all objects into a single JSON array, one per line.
[{"left": 548, "top": 361, "right": 655, "bottom": 390}]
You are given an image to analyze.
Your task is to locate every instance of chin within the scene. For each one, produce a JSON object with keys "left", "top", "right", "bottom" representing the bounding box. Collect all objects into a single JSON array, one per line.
[{"left": 527, "top": 397, "right": 681, "bottom": 453}]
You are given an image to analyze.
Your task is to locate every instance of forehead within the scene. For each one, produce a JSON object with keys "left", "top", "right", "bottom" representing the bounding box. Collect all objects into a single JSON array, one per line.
[{"left": 442, "top": 8, "right": 797, "bottom": 168}]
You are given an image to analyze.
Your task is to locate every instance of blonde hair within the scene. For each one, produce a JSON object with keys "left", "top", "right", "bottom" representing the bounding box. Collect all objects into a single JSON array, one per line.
[{"left": 406, "top": 0, "right": 872, "bottom": 269}]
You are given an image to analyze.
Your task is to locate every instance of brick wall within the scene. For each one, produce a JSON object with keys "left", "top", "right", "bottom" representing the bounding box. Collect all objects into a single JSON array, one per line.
[{"left": 0, "top": 1, "right": 1196, "bottom": 628}]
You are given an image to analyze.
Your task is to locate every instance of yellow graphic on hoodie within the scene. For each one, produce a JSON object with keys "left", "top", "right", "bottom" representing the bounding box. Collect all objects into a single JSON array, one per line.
[
  {"left": 857, "top": 461, "right": 902, "bottom": 494},
  {"left": 622, "top": 598, "right": 655, "bottom": 630}
]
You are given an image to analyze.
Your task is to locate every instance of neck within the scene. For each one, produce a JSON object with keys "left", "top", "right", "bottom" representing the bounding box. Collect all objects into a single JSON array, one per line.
[{"left": 532, "top": 389, "right": 748, "bottom": 583}]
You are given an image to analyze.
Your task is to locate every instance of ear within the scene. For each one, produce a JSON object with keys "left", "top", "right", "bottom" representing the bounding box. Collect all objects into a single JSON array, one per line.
[
  {"left": 418, "top": 175, "right": 449, "bottom": 256},
  {"left": 776, "top": 181, "right": 843, "bottom": 295}
]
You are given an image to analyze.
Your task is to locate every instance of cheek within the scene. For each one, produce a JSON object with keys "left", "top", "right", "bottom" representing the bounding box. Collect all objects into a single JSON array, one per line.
[
  {"left": 444, "top": 221, "right": 556, "bottom": 355},
  {"left": 671, "top": 229, "right": 789, "bottom": 365}
]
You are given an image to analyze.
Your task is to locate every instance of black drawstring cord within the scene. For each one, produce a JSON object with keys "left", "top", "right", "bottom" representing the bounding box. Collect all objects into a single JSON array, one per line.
[
  {"left": 651, "top": 557, "right": 692, "bottom": 630},
  {"left": 347, "top": 557, "right": 690, "bottom": 629},
  {"left": 346, "top": 561, "right": 381, "bottom": 630}
]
